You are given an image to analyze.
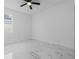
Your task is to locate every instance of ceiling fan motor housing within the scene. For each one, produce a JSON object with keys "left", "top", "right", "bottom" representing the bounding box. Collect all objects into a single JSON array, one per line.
[{"left": 24, "top": 0, "right": 32, "bottom": 2}]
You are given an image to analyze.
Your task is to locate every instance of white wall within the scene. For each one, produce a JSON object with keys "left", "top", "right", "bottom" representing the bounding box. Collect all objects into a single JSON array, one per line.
[
  {"left": 32, "top": 0, "right": 74, "bottom": 49},
  {"left": 4, "top": 7, "right": 32, "bottom": 45}
]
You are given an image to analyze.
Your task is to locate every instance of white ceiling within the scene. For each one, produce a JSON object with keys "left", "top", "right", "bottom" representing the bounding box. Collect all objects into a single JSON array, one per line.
[{"left": 4, "top": 0, "right": 69, "bottom": 15}]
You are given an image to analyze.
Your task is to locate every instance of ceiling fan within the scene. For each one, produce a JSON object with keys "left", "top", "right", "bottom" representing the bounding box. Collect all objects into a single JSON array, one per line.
[{"left": 20, "top": 0, "right": 40, "bottom": 10}]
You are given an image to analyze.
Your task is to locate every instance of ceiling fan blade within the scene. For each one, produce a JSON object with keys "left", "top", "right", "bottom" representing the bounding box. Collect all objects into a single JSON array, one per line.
[
  {"left": 20, "top": 3, "right": 27, "bottom": 7},
  {"left": 32, "top": 2, "right": 40, "bottom": 5},
  {"left": 29, "top": 6, "right": 32, "bottom": 10}
]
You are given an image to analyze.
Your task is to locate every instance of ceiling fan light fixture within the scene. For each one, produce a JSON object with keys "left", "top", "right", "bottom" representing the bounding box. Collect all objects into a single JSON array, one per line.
[
  {"left": 20, "top": 0, "right": 40, "bottom": 10},
  {"left": 27, "top": 2, "right": 31, "bottom": 6}
]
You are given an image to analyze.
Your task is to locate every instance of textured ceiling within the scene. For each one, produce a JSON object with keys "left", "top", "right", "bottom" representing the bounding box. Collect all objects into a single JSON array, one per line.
[{"left": 4, "top": 0, "right": 69, "bottom": 15}]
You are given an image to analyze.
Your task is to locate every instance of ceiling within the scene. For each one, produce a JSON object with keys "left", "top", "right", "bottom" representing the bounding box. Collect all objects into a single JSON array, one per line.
[{"left": 4, "top": 0, "right": 69, "bottom": 15}]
